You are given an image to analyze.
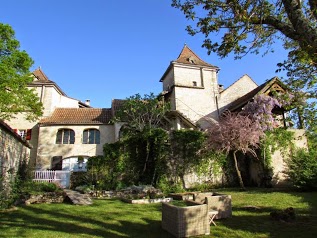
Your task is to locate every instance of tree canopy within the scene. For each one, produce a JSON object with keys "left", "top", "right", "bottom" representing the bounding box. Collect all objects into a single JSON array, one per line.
[
  {"left": 172, "top": 0, "right": 317, "bottom": 62},
  {"left": 0, "top": 23, "right": 43, "bottom": 121},
  {"left": 114, "top": 93, "right": 169, "bottom": 132}
]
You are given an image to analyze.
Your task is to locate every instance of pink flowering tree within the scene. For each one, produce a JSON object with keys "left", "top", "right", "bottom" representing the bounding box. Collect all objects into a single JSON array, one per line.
[
  {"left": 207, "top": 94, "right": 291, "bottom": 189},
  {"left": 206, "top": 111, "right": 264, "bottom": 190}
]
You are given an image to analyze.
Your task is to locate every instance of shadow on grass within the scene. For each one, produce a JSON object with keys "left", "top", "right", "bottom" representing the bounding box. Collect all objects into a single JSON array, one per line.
[
  {"left": 213, "top": 190, "right": 317, "bottom": 238},
  {"left": 216, "top": 212, "right": 317, "bottom": 238},
  {"left": 0, "top": 201, "right": 173, "bottom": 238}
]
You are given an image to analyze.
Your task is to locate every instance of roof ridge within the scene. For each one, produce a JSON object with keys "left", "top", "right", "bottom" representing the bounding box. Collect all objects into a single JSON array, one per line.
[
  {"left": 175, "top": 45, "right": 204, "bottom": 62},
  {"left": 221, "top": 74, "right": 257, "bottom": 93},
  {"left": 33, "top": 67, "right": 50, "bottom": 81},
  {"left": 225, "top": 76, "right": 286, "bottom": 112},
  {"left": 174, "top": 44, "right": 217, "bottom": 68}
]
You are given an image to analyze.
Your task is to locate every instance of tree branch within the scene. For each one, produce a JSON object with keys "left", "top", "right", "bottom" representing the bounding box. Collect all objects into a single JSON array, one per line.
[{"left": 308, "top": 0, "right": 317, "bottom": 21}]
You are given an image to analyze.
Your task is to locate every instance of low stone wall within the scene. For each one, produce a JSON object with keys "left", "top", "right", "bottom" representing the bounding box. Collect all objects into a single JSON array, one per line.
[
  {"left": 121, "top": 197, "right": 172, "bottom": 204},
  {"left": 162, "top": 202, "right": 210, "bottom": 238},
  {"left": 24, "top": 192, "right": 65, "bottom": 205},
  {"left": 168, "top": 192, "right": 195, "bottom": 201}
]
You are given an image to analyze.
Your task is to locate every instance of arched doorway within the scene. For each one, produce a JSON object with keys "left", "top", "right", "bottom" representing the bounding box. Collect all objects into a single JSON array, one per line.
[{"left": 51, "top": 156, "right": 62, "bottom": 170}]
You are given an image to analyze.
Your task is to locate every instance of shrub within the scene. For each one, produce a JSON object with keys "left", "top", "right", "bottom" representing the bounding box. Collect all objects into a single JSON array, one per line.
[
  {"left": 157, "top": 176, "right": 185, "bottom": 194},
  {"left": 0, "top": 176, "right": 20, "bottom": 209},
  {"left": 40, "top": 182, "right": 60, "bottom": 192},
  {"left": 285, "top": 148, "right": 317, "bottom": 190},
  {"left": 187, "top": 182, "right": 214, "bottom": 192},
  {"left": 70, "top": 172, "right": 89, "bottom": 189},
  {"left": 21, "top": 181, "right": 61, "bottom": 195}
]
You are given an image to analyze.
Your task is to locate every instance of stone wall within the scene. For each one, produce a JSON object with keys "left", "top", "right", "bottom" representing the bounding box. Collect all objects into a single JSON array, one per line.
[
  {"left": 218, "top": 75, "right": 258, "bottom": 111},
  {"left": 173, "top": 65, "right": 219, "bottom": 128},
  {"left": 271, "top": 129, "right": 308, "bottom": 187},
  {"left": 0, "top": 121, "right": 31, "bottom": 198}
]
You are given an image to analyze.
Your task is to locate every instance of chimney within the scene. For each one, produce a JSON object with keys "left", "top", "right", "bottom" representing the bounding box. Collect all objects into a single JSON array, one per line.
[{"left": 85, "top": 99, "right": 90, "bottom": 106}]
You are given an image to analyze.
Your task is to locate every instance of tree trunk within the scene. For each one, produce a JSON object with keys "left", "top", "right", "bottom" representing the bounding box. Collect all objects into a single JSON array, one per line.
[
  {"left": 180, "top": 173, "right": 187, "bottom": 190},
  {"left": 233, "top": 150, "right": 245, "bottom": 190},
  {"left": 151, "top": 168, "right": 157, "bottom": 186},
  {"left": 142, "top": 139, "right": 150, "bottom": 174}
]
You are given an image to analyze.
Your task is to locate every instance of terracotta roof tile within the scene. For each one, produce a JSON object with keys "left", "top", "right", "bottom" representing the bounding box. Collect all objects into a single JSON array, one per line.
[
  {"left": 175, "top": 45, "right": 218, "bottom": 68},
  {"left": 39, "top": 108, "right": 112, "bottom": 125},
  {"left": 32, "top": 68, "right": 52, "bottom": 82},
  {"left": 30, "top": 68, "right": 67, "bottom": 96}
]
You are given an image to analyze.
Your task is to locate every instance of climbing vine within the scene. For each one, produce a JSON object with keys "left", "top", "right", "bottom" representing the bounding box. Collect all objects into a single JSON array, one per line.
[
  {"left": 169, "top": 130, "right": 206, "bottom": 189},
  {"left": 260, "top": 128, "right": 295, "bottom": 173}
]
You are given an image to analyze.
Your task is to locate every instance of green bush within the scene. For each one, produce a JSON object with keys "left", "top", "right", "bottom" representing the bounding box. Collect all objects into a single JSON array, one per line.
[
  {"left": 70, "top": 172, "right": 89, "bottom": 189},
  {"left": 286, "top": 148, "right": 317, "bottom": 190},
  {"left": 0, "top": 176, "right": 20, "bottom": 209},
  {"left": 40, "top": 182, "right": 59, "bottom": 192},
  {"left": 21, "top": 181, "right": 61, "bottom": 195},
  {"left": 187, "top": 182, "right": 214, "bottom": 192},
  {"left": 157, "top": 176, "right": 185, "bottom": 194}
]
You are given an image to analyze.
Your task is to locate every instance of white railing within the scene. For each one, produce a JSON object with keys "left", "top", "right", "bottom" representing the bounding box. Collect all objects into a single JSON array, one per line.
[{"left": 33, "top": 170, "right": 71, "bottom": 188}]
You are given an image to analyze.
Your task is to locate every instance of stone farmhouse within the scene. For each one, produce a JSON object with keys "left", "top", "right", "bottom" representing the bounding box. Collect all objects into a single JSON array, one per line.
[{"left": 5, "top": 45, "right": 306, "bottom": 187}]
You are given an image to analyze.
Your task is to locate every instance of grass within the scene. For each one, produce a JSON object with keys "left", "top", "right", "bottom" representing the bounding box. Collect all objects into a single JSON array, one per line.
[{"left": 0, "top": 188, "right": 317, "bottom": 238}]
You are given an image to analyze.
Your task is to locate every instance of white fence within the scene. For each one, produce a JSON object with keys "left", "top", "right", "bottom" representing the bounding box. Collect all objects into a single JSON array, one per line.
[{"left": 33, "top": 170, "right": 71, "bottom": 188}]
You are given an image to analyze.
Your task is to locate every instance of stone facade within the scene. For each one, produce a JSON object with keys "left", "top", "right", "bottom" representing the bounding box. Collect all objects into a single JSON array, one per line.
[
  {"left": 36, "top": 124, "right": 115, "bottom": 169},
  {"left": 0, "top": 120, "right": 31, "bottom": 197},
  {"left": 218, "top": 74, "right": 258, "bottom": 111},
  {"left": 5, "top": 69, "right": 119, "bottom": 171}
]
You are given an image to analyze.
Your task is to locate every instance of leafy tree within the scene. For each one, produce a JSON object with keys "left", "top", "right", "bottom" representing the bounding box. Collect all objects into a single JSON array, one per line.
[
  {"left": 123, "top": 128, "right": 169, "bottom": 186},
  {"left": 285, "top": 147, "right": 317, "bottom": 190},
  {"left": 206, "top": 111, "right": 264, "bottom": 189},
  {"left": 115, "top": 93, "right": 170, "bottom": 186},
  {"left": 169, "top": 130, "right": 206, "bottom": 189},
  {"left": 172, "top": 0, "right": 317, "bottom": 63},
  {"left": 0, "top": 23, "right": 43, "bottom": 121},
  {"left": 115, "top": 93, "right": 169, "bottom": 131},
  {"left": 277, "top": 55, "right": 317, "bottom": 141}
]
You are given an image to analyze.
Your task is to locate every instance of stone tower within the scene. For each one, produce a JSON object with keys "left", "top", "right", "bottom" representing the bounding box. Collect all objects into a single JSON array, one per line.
[{"left": 160, "top": 45, "right": 221, "bottom": 129}]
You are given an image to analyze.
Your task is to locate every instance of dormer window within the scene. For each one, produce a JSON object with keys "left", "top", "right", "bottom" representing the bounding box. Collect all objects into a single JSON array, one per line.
[{"left": 188, "top": 56, "right": 195, "bottom": 64}]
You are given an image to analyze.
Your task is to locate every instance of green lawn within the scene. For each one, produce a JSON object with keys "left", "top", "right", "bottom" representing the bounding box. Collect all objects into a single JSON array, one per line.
[{"left": 1, "top": 188, "right": 317, "bottom": 238}]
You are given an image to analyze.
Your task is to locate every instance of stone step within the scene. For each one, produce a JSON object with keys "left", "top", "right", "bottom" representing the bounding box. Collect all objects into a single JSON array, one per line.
[{"left": 64, "top": 189, "right": 93, "bottom": 205}]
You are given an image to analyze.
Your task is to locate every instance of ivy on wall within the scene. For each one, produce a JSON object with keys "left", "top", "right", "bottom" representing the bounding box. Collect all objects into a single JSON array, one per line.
[{"left": 260, "top": 128, "right": 295, "bottom": 171}]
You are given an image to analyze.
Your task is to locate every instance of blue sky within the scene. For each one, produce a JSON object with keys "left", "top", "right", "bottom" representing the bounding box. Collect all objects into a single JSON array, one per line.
[{"left": 1, "top": 0, "right": 288, "bottom": 108}]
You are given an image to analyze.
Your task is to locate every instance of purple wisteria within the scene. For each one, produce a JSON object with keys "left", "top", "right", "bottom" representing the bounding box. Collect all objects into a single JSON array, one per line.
[{"left": 241, "top": 95, "right": 282, "bottom": 131}]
